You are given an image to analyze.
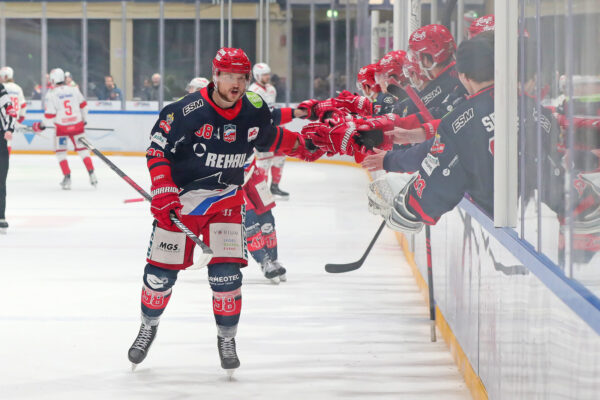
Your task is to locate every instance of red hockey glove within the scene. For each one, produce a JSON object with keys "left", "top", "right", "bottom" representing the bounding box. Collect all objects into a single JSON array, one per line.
[
  {"left": 357, "top": 114, "right": 396, "bottom": 133},
  {"left": 317, "top": 106, "right": 354, "bottom": 126},
  {"left": 302, "top": 121, "right": 358, "bottom": 156},
  {"left": 32, "top": 122, "right": 45, "bottom": 132},
  {"left": 150, "top": 167, "right": 183, "bottom": 228},
  {"left": 288, "top": 136, "right": 326, "bottom": 162},
  {"left": 333, "top": 90, "right": 373, "bottom": 117},
  {"left": 297, "top": 99, "right": 320, "bottom": 120}
]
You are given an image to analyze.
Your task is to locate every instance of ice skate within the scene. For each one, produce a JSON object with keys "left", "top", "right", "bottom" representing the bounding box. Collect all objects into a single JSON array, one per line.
[
  {"left": 217, "top": 336, "right": 240, "bottom": 377},
  {"left": 128, "top": 323, "right": 158, "bottom": 370},
  {"left": 0, "top": 219, "right": 8, "bottom": 234},
  {"left": 60, "top": 174, "right": 71, "bottom": 190},
  {"left": 273, "top": 260, "right": 287, "bottom": 282},
  {"left": 88, "top": 170, "right": 98, "bottom": 187},
  {"left": 261, "top": 259, "right": 280, "bottom": 284},
  {"left": 270, "top": 183, "right": 289, "bottom": 200}
]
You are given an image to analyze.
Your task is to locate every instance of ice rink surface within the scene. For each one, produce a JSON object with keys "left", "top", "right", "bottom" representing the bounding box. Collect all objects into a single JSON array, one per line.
[{"left": 0, "top": 154, "right": 470, "bottom": 400}]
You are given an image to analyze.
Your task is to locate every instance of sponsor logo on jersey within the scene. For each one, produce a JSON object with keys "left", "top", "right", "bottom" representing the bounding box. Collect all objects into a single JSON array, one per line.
[
  {"left": 223, "top": 124, "right": 236, "bottom": 143},
  {"left": 159, "top": 113, "right": 175, "bottom": 133},
  {"left": 247, "top": 127, "right": 259, "bottom": 141},
  {"left": 383, "top": 96, "right": 394, "bottom": 104},
  {"left": 430, "top": 134, "right": 445, "bottom": 154},
  {"left": 208, "top": 274, "right": 241, "bottom": 284},
  {"left": 146, "top": 274, "right": 168, "bottom": 289},
  {"left": 183, "top": 99, "right": 204, "bottom": 116},
  {"left": 159, "top": 242, "right": 179, "bottom": 251},
  {"left": 151, "top": 132, "right": 167, "bottom": 149},
  {"left": 452, "top": 107, "right": 474, "bottom": 134},
  {"left": 246, "top": 92, "right": 264, "bottom": 109},
  {"left": 421, "top": 153, "right": 440, "bottom": 176},
  {"left": 422, "top": 86, "right": 442, "bottom": 105},
  {"left": 193, "top": 143, "right": 207, "bottom": 158},
  {"left": 205, "top": 152, "right": 247, "bottom": 168}
]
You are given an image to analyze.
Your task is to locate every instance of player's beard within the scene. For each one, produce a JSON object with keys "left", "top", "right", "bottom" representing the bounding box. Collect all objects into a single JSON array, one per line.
[{"left": 215, "top": 83, "right": 245, "bottom": 105}]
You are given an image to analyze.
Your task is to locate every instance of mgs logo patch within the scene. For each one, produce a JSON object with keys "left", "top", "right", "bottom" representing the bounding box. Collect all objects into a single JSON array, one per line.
[
  {"left": 246, "top": 92, "right": 263, "bottom": 109},
  {"left": 223, "top": 124, "right": 237, "bottom": 143}
]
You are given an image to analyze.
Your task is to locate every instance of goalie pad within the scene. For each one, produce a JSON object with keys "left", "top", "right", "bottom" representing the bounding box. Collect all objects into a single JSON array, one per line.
[{"left": 367, "top": 173, "right": 424, "bottom": 233}]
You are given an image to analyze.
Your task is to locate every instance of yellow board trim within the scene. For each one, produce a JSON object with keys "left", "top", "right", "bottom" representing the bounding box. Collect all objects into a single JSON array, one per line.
[{"left": 395, "top": 231, "right": 488, "bottom": 400}]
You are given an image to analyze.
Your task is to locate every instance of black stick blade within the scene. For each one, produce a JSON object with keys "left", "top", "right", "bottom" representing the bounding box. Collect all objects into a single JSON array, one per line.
[
  {"left": 324, "top": 221, "right": 386, "bottom": 274},
  {"left": 325, "top": 261, "right": 364, "bottom": 273}
]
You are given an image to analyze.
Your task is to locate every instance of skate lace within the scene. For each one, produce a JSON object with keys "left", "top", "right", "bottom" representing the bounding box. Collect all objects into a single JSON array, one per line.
[
  {"left": 220, "top": 338, "right": 237, "bottom": 358},
  {"left": 132, "top": 326, "right": 153, "bottom": 350}
]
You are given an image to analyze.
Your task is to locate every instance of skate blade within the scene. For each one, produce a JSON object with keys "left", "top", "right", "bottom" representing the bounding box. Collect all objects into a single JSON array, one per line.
[
  {"left": 131, "top": 363, "right": 138, "bottom": 372},
  {"left": 268, "top": 277, "right": 280, "bottom": 285},
  {"left": 226, "top": 369, "right": 237, "bottom": 380},
  {"left": 273, "top": 195, "right": 290, "bottom": 201},
  {"left": 278, "top": 274, "right": 287, "bottom": 282}
]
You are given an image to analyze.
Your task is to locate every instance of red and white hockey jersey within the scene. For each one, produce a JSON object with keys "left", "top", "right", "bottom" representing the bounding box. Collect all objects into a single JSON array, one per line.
[
  {"left": 3, "top": 82, "right": 26, "bottom": 123},
  {"left": 43, "top": 84, "right": 88, "bottom": 136},
  {"left": 248, "top": 82, "right": 277, "bottom": 108}
]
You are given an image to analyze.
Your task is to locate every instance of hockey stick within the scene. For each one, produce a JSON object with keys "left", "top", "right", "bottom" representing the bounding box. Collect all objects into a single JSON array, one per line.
[
  {"left": 124, "top": 197, "right": 145, "bottom": 204},
  {"left": 77, "top": 137, "right": 214, "bottom": 265},
  {"left": 425, "top": 225, "right": 436, "bottom": 342},
  {"left": 47, "top": 125, "right": 114, "bottom": 131},
  {"left": 325, "top": 221, "right": 386, "bottom": 273},
  {"left": 405, "top": 85, "right": 437, "bottom": 341}
]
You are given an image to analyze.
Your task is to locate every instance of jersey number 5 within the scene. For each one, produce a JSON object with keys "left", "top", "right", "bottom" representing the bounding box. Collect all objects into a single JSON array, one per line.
[{"left": 63, "top": 100, "right": 73, "bottom": 116}]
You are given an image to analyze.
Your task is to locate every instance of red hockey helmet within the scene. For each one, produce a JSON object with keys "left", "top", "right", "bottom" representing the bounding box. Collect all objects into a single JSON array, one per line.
[
  {"left": 402, "top": 52, "right": 428, "bottom": 90},
  {"left": 468, "top": 14, "right": 495, "bottom": 39},
  {"left": 357, "top": 64, "right": 377, "bottom": 88},
  {"left": 383, "top": 50, "right": 410, "bottom": 88},
  {"left": 409, "top": 24, "right": 456, "bottom": 67},
  {"left": 212, "top": 47, "right": 252, "bottom": 77}
]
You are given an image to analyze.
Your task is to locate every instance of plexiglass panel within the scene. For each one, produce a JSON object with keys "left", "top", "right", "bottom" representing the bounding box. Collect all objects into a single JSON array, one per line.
[{"left": 517, "top": 0, "right": 600, "bottom": 297}]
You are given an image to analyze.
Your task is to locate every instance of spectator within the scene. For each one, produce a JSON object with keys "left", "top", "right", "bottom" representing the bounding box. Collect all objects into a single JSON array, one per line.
[
  {"left": 65, "top": 72, "right": 79, "bottom": 88},
  {"left": 142, "top": 73, "right": 171, "bottom": 101},
  {"left": 96, "top": 75, "right": 124, "bottom": 101}
]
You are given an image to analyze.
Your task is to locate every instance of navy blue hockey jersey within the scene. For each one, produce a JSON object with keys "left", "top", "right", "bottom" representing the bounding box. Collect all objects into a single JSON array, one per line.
[
  {"left": 395, "top": 62, "right": 466, "bottom": 120},
  {"left": 147, "top": 84, "right": 285, "bottom": 215},
  {"left": 405, "top": 85, "right": 495, "bottom": 223}
]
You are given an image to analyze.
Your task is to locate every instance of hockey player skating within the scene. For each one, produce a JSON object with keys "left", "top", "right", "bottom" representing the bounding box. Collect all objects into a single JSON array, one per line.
[
  {"left": 242, "top": 156, "right": 288, "bottom": 284},
  {"left": 248, "top": 63, "right": 291, "bottom": 199},
  {"left": 0, "top": 66, "right": 26, "bottom": 155},
  {"left": 0, "top": 67, "right": 27, "bottom": 124},
  {"left": 32, "top": 68, "right": 97, "bottom": 190},
  {"left": 0, "top": 82, "right": 16, "bottom": 233},
  {"left": 127, "top": 48, "right": 323, "bottom": 375}
]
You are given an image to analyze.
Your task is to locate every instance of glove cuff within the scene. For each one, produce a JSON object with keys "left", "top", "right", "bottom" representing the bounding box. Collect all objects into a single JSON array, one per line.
[{"left": 151, "top": 184, "right": 179, "bottom": 197}]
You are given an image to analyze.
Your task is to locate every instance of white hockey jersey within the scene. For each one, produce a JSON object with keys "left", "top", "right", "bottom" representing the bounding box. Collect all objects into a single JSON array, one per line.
[
  {"left": 3, "top": 82, "right": 26, "bottom": 123},
  {"left": 248, "top": 82, "right": 276, "bottom": 109},
  {"left": 43, "top": 84, "right": 87, "bottom": 135}
]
